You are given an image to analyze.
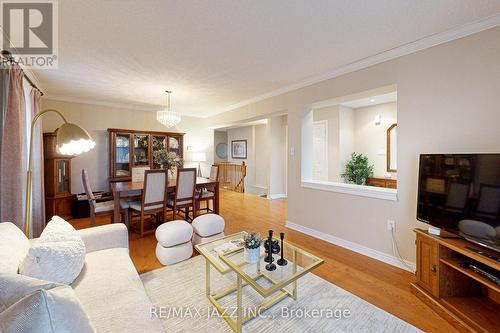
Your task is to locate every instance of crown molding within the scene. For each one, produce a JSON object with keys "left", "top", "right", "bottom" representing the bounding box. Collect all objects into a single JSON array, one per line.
[
  {"left": 217, "top": 14, "right": 500, "bottom": 114},
  {"left": 43, "top": 94, "right": 159, "bottom": 112}
]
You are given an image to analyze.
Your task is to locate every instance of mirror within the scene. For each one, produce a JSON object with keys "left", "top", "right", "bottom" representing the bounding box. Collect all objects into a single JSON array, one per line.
[{"left": 387, "top": 123, "right": 397, "bottom": 172}]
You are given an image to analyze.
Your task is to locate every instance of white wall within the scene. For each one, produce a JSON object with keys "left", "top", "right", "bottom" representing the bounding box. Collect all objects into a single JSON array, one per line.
[
  {"left": 226, "top": 125, "right": 255, "bottom": 193},
  {"left": 41, "top": 99, "right": 214, "bottom": 194},
  {"left": 205, "top": 27, "right": 500, "bottom": 264},
  {"left": 214, "top": 130, "right": 228, "bottom": 163},
  {"left": 338, "top": 105, "right": 354, "bottom": 180},
  {"left": 226, "top": 123, "right": 271, "bottom": 195},
  {"left": 254, "top": 124, "right": 269, "bottom": 191},
  {"left": 313, "top": 106, "right": 340, "bottom": 181},
  {"left": 354, "top": 102, "right": 397, "bottom": 178},
  {"left": 268, "top": 115, "right": 287, "bottom": 198}
]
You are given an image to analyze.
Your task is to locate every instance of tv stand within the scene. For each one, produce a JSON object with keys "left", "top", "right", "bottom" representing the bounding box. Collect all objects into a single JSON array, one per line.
[{"left": 412, "top": 229, "right": 500, "bottom": 333}]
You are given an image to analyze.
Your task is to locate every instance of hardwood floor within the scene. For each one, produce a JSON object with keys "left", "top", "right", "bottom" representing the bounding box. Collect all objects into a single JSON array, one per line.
[{"left": 70, "top": 189, "right": 457, "bottom": 333}]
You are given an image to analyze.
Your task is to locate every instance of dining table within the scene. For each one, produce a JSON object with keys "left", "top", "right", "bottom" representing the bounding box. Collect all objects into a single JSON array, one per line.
[{"left": 110, "top": 177, "right": 219, "bottom": 223}]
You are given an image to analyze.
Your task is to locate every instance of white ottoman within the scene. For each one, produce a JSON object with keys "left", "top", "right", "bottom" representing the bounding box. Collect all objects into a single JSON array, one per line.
[
  {"left": 192, "top": 214, "right": 225, "bottom": 246},
  {"left": 155, "top": 220, "right": 193, "bottom": 265}
]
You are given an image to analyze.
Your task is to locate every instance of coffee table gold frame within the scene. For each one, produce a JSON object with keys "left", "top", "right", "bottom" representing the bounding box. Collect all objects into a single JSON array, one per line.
[{"left": 195, "top": 232, "right": 324, "bottom": 333}]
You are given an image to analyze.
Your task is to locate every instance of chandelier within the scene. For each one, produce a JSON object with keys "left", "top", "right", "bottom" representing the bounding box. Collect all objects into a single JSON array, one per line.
[{"left": 156, "top": 90, "right": 181, "bottom": 127}]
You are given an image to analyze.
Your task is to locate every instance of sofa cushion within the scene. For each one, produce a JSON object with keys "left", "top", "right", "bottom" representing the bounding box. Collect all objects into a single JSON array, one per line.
[
  {"left": 72, "top": 248, "right": 164, "bottom": 333},
  {"left": 20, "top": 240, "right": 86, "bottom": 285},
  {"left": 20, "top": 217, "right": 86, "bottom": 285},
  {"left": 192, "top": 214, "right": 225, "bottom": 237},
  {"left": 39, "top": 216, "right": 82, "bottom": 242},
  {"left": 0, "top": 222, "right": 30, "bottom": 274},
  {"left": 155, "top": 220, "right": 193, "bottom": 247},
  {"left": 0, "top": 286, "right": 95, "bottom": 333},
  {"left": 0, "top": 273, "right": 60, "bottom": 312}
]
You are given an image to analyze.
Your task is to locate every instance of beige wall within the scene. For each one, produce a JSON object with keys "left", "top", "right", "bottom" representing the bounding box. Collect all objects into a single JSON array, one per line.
[
  {"left": 41, "top": 99, "right": 214, "bottom": 194},
  {"left": 204, "top": 27, "right": 500, "bottom": 263}
]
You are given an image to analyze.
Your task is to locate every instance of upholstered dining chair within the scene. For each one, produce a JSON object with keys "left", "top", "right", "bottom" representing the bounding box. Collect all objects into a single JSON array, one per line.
[
  {"left": 128, "top": 169, "right": 168, "bottom": 237},
  {"left": 167, "top": 168, "right": 197, "bottom": 221},
  {"left": 131, "top": 166, "right": 150, "bottom": 182},
  {"left": 197, "top": 165, "right": 219, "bottom": 214},
  {"left": 82, "top": 169, "right": 130, "bottom": 226}
]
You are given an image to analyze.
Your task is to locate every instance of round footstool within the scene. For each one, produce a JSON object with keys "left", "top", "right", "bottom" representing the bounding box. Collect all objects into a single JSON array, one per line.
[
  {"left": 192, "top": 214, "right": 225, "bottom": 246},
  {"left": 155, "top": 220, "right": 193, "bottom": 265}
]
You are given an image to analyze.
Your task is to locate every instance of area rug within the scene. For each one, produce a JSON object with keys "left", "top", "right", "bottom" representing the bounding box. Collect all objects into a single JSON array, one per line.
[{"left": 141, "top": 256, "right": 421, "bottom": 332}]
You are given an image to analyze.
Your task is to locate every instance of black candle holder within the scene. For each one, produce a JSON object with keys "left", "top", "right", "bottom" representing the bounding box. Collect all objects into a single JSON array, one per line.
[
  {"left": 277, "top": 232, "right": 288, "bottom": 266},
  {"left": 264, "top": 230, "right": 276, "bottom": 271}
]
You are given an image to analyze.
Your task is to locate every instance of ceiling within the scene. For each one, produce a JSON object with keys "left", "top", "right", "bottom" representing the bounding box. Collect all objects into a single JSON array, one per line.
[
  {"left": 341, "top": 92, "right": 397, "bottom": 109},
  {"left": 32, "top": 0, "right": 500, "bottom": 117}
]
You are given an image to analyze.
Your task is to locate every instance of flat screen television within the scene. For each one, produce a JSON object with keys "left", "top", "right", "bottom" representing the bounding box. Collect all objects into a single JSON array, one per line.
[{"left": 417, "top": 154, "right": 500, "bottom": 252}]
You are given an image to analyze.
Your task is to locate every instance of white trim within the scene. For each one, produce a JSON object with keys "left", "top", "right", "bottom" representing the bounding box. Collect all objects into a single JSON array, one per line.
[
  {"left": 44, "top": 94, "right": 205, "bottom": 118},
  {"left": 44, "top": 94, "right": 160, "bottom": 112},
  {"left": 218, "top": 14, "right": 500, "bottom": 114},
  {"left": 285, "top": 221, "right": 416, "bottom": 272},
  {"left": 268, "top": 193, "right": 287, "bottom": 200},
  {"left": 301, "top": 180, "right": 397, "bottom": 201}
]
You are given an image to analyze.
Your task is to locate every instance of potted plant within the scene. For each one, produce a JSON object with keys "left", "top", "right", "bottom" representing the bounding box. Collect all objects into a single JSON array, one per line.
[
  {"left": 342, "top": 152, "right": 374, "bottom": 185},
  {"left": 153, "top": 149, "right": 183, "bottom": 178},
  {"left": 244, "top": 232, "right": 261, "bottom": 264}
]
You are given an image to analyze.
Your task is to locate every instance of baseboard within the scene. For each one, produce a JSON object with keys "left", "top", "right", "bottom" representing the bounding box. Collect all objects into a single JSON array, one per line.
[
  {"left": 268, "top": 193, "right": 287, "bottom": 200},
  {"left": 285, "top": 221, "right": 416, "bottom": 272}
]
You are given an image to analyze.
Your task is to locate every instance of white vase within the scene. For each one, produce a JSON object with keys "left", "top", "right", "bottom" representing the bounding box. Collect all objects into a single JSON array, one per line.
[{"left": 244, "top": 247, "right": 260, "bottom": 264}]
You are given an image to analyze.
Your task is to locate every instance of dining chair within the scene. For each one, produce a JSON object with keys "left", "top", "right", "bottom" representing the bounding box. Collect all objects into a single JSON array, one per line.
[
  {"left": 131, "top": 166, "right": 151, "bottom": 182},
  {"left": 128, "top": 169, "right": 168, "bottom": 237},
  {"left": 197, "top": 165, "right": 219, "bottom": 214},
  {"left": 82, "top": 169, "right": 130, "bottom": 227},
  {"left": 167, "top": 168, "right": 197, "bottom": 221}
]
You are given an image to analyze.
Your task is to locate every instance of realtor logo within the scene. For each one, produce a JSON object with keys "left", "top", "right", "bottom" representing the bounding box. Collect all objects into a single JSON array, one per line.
[{"left": 1, "top": 0, "right": 58, "bottom": 68}]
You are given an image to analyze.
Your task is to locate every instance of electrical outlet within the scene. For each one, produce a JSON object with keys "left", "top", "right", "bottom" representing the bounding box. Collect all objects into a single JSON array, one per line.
[{"left": 387, "top": 220, "right": 395, "bottom": 231}]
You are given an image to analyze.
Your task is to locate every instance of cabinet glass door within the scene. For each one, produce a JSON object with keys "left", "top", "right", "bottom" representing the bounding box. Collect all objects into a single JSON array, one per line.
[
  {"left": 133, "top": 134, "right": 150, "bottom": 166},
  {"left": 56, "top": 160, "right": 70, "bottom": 194},
  {"left": 152, "top": 135, "right": 167, "bottom": 169},
  {"left": 168, "top": 136, "right": 180, "bottom": 156},
  {"left": 115, "top": 133, "right": 131, "bottom": 177}
]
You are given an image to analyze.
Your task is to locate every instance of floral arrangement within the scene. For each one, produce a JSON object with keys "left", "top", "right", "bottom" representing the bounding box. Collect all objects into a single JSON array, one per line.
[
  {"left": 342, "top": 152, "right": 374, "bottom": 185},
  {"left": 153, "top": 149, "right": 183, "bottom": 170},
  {"left": 244, "top": 232, "right": 261, "bottom": 249}
]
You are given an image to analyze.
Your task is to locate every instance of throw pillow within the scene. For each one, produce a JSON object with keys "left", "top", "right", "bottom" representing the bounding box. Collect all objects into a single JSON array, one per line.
[
  {"left": 19, "top": 216, "right": 86, "bottom": 284},
  {"left": 0, "top": 286, "right": 96, "bottom": 333},
  {"left": 0, "top": 273, "right": 60, "bottom": 312},
  {"left": 0, "top": 222, "right": 30, "bottom": 274}
]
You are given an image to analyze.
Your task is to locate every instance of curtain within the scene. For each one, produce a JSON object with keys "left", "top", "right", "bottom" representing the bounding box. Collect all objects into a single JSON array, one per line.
[
  {"left": 0, "top": 65, "right": 26, "bottom": 230},
  {"left": 0, "top": 62, "right": 8, "bottom": 219},
  {"left": 30, "top": 88, "right": 45, "bottom": 237}
]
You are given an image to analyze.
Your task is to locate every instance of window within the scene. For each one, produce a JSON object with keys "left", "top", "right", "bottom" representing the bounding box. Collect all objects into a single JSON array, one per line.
[{"left": 301, "top": 86, "right": 398, "bottom": 200}]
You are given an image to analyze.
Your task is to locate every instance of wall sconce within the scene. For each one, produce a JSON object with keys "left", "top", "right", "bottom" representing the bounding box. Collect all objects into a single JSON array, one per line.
[{"left": 374, "top": 114, "right": 381, "bottom": 126}]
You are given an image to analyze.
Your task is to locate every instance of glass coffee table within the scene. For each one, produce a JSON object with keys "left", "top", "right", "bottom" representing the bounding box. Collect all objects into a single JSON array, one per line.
[{"left": 195, "top": 232, "right": 324, "bottom": 333}]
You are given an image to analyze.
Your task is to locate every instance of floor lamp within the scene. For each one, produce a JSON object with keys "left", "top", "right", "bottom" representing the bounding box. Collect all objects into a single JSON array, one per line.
[{"left": 24, "top": 109, "right": 96, "bottom": 237}]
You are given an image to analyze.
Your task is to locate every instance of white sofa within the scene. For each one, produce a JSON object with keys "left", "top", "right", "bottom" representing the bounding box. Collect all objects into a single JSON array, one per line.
[{"left": 0, "top": 222, "right": 165, "bottom": 333}]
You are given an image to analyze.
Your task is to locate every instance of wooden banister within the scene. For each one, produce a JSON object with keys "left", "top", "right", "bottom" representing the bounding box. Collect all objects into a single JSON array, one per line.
[{"left": 215, "top": 161, "right": 246, "bottom": 193}]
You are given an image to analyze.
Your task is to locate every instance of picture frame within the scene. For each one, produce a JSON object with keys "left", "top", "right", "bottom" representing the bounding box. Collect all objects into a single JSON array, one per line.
[{"left": 231, "top": 140, "right": 247, "bottom": 159}]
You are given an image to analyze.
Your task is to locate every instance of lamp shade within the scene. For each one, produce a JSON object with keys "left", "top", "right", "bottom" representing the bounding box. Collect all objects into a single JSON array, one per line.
[
  {"left": 191, "top": 152, "right": 206, "bottom": 162},
  {"left": 56, "top": 123, "right": 96, "bottom": 155}
]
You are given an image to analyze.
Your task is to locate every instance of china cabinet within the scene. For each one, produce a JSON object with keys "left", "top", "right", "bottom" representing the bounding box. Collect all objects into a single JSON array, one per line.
[
  {"left": 108, "top": 128, "right": 184, "bottom": 182},
  {"left": 43, "top": 133, "right": 74, "bottom": 220}
]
